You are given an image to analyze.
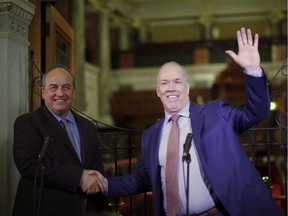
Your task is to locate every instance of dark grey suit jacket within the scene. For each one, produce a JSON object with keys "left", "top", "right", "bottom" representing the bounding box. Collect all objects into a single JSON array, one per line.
[{"left": 13, "top": 105, "right": 109, "bottom": 216}]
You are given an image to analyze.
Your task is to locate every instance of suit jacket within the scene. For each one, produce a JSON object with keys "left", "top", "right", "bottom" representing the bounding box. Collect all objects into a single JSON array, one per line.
[
  {"left": 107, "top": 74, "right": 281, "bottom": 216},
  {"left": 13, "top": 105, "right": 109, "bottom": 216}
]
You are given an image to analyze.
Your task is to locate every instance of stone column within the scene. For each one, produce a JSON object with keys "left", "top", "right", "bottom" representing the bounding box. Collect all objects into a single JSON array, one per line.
[
  {"left": 198, "top": 15, "right": 214, "bottom": 41},
  {"left": 266, "top": 10, "right": 285, "bottom": 38},
  {"left": 99, "top": 10, "right": 113, "bottom": 124},
  {"left": 72, "top": 0, "right": 86, "bottom": 111},
  {"left": 0, "top": 0, "right": 34, "bottom": 215},
  {"left": 139, "top": 25, "right": 149, "bottom": 43},
  {"left": 119, "top": 23, "right": 130, "bottom": 51}
]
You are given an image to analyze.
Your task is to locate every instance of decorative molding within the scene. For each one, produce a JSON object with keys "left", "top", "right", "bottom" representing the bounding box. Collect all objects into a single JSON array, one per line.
[
  {"left": 87, "top": 0, "right": 286, "bottom": 30},
  {"left": 0, "top": 2, "right": 34, "bottom": 40},
  {"left": 0, "top": 2, "right": 34, "bottom": 23},
  {"left": 266, "top": 10, "right": 285, "bottom": 24}
]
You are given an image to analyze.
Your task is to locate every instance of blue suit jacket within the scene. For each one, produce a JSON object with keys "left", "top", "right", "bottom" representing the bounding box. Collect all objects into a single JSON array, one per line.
[{"left": 108, "top": 74, "right": 281, "bottom": 216}]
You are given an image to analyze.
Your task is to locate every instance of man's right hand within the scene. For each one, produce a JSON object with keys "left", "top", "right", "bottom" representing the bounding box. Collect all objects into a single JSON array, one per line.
[{"left": 80, "top": 169, "right": 107, "bottom": 194}]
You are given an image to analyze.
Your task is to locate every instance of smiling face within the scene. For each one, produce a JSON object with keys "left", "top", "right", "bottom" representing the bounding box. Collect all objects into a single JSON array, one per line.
[
  {"left": 41, "top": 67, "right": 75, "bottom": 117},
  {"left": 156, "top": 62, "right": 190, "bottom": 115}
]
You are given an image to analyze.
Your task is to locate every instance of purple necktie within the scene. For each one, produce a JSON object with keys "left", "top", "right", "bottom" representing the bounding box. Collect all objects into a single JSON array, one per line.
[{"left": 61, "top": 118, "right": 81, "bottom": 160}]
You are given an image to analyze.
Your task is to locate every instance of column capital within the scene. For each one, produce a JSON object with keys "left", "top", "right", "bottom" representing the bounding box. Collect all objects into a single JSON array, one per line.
[
  {"left": 0, "top": 0, "right": 35, "bottom": 40},
  {"left": 198, "top": 15, "right": 214, "bottom": 27},
  {"left": 266, "top": 10, "right": 285, "bottom": 24}
]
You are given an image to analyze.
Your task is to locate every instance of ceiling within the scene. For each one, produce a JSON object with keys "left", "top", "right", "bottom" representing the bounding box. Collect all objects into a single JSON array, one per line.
[{"left": 86, "top": 0, "right": 287, "bottom": 28}]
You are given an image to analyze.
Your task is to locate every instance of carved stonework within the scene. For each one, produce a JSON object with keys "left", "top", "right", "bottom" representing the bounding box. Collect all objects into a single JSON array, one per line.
[
  {"left": 0, "top": 1, "right": 34, "bottom": 39},
  {"left": 0, "top": 2, "right": 33, "bottom": 22}
]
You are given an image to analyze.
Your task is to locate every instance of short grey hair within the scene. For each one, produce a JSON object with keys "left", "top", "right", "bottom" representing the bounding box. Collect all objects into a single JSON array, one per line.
[{"left": 157, "top": 61, "right": 189, "bottom": 85}]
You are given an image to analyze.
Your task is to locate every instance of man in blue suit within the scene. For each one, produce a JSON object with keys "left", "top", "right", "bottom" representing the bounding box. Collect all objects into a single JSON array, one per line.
[{"left": 90, "top": 28, "right": 281, "bottom": 216}]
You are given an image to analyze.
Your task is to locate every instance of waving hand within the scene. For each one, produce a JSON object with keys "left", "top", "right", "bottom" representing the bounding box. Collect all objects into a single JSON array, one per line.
[{"left": 225, "top": 27, "right": 261, "bottom": 75}]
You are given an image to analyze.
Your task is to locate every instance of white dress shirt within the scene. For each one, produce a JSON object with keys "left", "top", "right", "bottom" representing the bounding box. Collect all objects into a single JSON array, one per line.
[{"left": 159, "top": 102, "right": 215, "bottom": 215}]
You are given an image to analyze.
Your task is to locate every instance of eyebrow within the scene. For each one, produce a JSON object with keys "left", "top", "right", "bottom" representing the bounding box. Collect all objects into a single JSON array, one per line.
[
  {"left": 160, "top": 77, "right": 182, "bottom": 81},
  {"left": 48, "top": 83, "right": 72, "bottom": 87}
]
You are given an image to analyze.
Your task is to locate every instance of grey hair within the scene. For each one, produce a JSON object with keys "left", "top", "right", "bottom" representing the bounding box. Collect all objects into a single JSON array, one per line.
[{"left": 156, "top": 61, "right": 189, "bottom": 85}]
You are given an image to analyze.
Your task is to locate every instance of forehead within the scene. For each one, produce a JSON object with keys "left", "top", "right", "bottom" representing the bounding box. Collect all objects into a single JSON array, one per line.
[
  {"left": 45, "top": 68, "right": 73, "bottom": 84},
  {"left": 158, "top": 64, "right": 185, "bottom": 80}
]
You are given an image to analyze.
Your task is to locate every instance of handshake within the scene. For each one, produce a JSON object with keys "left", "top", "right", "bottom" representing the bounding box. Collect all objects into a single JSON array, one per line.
[{"left": 79, "top": 170, "right": 107, "bottom": 194}]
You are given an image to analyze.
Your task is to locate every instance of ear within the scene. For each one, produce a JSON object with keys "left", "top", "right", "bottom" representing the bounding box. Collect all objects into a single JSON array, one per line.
[
  {"left": 156, "top": 87, "right": 160, "bottom": 98},
  {"left": 41, "top": 89, "right": 45, "bottom": 100},
  {"left": 186, "top": 82, "right": 190, "bottom": 92}
]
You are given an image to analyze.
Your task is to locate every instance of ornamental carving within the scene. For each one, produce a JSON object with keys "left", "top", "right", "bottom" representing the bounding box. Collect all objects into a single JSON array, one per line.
[
  {"left": 0, "top": 2, "right": 33, "bottom": 23},
  {"left": 0, "top": 2, "right": 34, "bottom": 39}
]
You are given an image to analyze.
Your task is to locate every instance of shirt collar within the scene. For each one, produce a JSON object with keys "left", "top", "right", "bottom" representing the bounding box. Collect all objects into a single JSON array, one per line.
[
  {"left": 46, "top": 106, "right": 75, "bottom": 124},
  {"left": 65, "top": 111, "right": 76, "bottom": 124},
  {"left": 164, "top": 101, "right": 190, "bottom": 124}
]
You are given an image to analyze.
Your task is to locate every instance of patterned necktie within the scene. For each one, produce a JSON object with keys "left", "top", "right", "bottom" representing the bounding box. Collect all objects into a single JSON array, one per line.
[
  {"left": 61, "top": 118, "right": 81, "bottom": 160},
  {"left": 166, "top": 114, "right": 180, "bottom": 216}
]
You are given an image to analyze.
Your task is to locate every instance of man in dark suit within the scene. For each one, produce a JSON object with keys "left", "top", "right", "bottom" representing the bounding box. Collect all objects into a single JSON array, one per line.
[
  {"left": 13, "top": 66, "right": 110, "bottom": 216},
  {"left": 91, "top": 28, "right": 281, "bottom": 215}
]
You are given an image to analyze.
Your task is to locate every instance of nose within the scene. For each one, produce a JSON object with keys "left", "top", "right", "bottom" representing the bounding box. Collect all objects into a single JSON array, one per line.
[
  {"left": 56, "top": 87, "right": 65, "bottom": 96},
  {"left": 167, "top": 82, "right": 176, "bottom": 91}
]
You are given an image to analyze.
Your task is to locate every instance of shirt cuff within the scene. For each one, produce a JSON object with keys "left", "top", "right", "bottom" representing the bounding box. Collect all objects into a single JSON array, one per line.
[
  {"left": 244, "top": 67, "right": 263, "bottom": 77},
  {"left": 104, "top": 178, "right": 108, "bottom": 195}
]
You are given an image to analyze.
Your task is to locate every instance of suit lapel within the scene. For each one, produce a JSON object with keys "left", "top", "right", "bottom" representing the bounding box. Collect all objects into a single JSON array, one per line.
[
  {"left": 151, "top": 118, "right": 164, "bottom": 163},
  {"left": 189, "top": 102, "right": 204, "bottom": 152},
  {"left": 40, "top": 106, "right": 82, "bottom": 163},
  {"left": 146, "top": 118, "right": 164, "bottom": 192},
  {"left": 148, "top": 118, "right": 164, "bottom": 203}
]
